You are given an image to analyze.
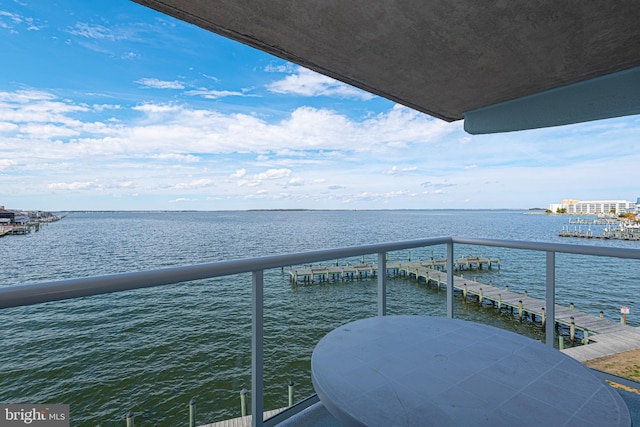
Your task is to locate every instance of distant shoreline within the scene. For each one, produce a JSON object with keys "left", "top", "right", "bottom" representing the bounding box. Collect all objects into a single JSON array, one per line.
[{"left": 53, "top": 208, "right": 534, "bottom": 213}]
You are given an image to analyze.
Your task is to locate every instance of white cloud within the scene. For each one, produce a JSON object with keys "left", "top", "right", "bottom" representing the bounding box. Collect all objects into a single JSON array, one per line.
[
  {"left": 0, "top": 10, "right": 41, "bottom": 32},
  {"left": 230, "top": 169, "right": 247, "bottom": 179},
  {"left": 232, "top": 168, "right": 293, "bottom": 187},
  {"left": 421, "top": 181, "right": 456, "bottom": 189},
  {"left": 0, "top": 11, "right": 21, "bottom": 23},
  {"left": 67, "top": 22, "right": 117, "bottom": 40},
  {"left": 151, "top": 153, "right": 200, "bottom": 163},
  {"left": 0, "top": 159, "right": 18, "bottom": 170},
  {"left": 45, "top": 179, "right": 137, "bottom": 192},
  {"left": 185, "top": 89, "right": 248, "bottom": 99},
  {"left": 48, "top": 181, "right": 101, "bottom": 191},
  {"left": 384, "top": 166, "right": 400, "bottom": 175},
  {"left": 341, "top": 190, "right": 411, "bottom": 203},
  {"left": 244, "top": 189, "right": 268, "bottom": 199},
  {"left": 0, "top": 122, "right": 19, "bottom": 132},
  {"left": 93, "top": 104, "right": 122, "bottom": 112},
  {"left": 20, "top": 123, "right": 81, "bottom": 138},
  {"left": 202, "top": 74, "right": 220, "bottom": 82},
  {"left": 288, "top": 177, "right": 303, "bottom": 186},
  {"left": 384, "top": 165, "right": 418, "bottom": 176},
  {"left": 267, "top": 66, "right": 374, "bottom": 100},
  {"left": 119, "top": 101, "right": 454, "bottom": 156},
  {"left": 254, "top": 168, "right": 291, "bottom": 180},
  {"left": 136, "top": 78, "right": 185, "bottom": 89},
  {"left": 172, "top": 179, "right": 213, "bottom": 189},
  {"left": 264, "top": 63, "right": 296, "bottom": 73},
  {"left": 422, "top": 189, "right": 446, "bottom": 195},
  {"left": 0, "top": 90, "right": 90, "bottom": 128},
  {"left": 132, "top": 103, "right": 181, "bottom": 114}
]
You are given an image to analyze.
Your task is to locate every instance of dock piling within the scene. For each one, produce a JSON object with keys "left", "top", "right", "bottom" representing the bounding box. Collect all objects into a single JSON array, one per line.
[
  {"left": 518, "top": 300, "right": 523, "bottom": 321},
  {"left": 240, "top": 389, "right": 248, "bottom": 417},
  {"left": 570, "top": 317, "right": 576, "bottom": 342},
  {"left": 288, "top": 381, "right": 295, "bottom": 407},
  {"left": 126, "top": 411, "right": 134, "bottom": 427},
  {"left": 189, "top": 398, "right": 196, "bottom": 427}
]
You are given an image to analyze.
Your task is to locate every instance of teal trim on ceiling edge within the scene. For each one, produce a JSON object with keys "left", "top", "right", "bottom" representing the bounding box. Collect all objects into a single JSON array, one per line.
[{"left": 463, "top": 66, "right": 640, "bottom": 134}]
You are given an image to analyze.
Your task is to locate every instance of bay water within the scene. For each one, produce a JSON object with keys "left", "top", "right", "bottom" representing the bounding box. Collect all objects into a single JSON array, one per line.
[{"left": 1, "top": 210, "right": 639, "bottom": 425}]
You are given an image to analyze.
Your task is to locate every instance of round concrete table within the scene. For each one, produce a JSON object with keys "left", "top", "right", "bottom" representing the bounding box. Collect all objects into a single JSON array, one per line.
[{"left": 311, "top": 315, "right": 631, "bottom": 427}]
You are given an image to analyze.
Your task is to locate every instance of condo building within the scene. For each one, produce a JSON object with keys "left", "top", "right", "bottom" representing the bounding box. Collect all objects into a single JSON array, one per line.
[{"left": 548, "top": 199, "right": 638, "bottom": 215}]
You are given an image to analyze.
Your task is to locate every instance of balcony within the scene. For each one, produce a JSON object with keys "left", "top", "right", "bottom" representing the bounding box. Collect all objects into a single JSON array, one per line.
[{"left": 2, "top": 236, "right": 640, "bottom": 426}]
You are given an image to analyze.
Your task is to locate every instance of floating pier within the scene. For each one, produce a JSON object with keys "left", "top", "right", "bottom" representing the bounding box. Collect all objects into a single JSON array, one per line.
[{"left": 289, "top": 256, "right": 640, "bottom": 363}]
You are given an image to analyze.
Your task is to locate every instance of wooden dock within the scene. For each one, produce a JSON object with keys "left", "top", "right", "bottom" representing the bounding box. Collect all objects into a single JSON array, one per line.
[
  {"left": 558, "top": 230, "right": 640, "bottom": 241},
  {"left": 0, "top": 225, "right": 31, "bottom": 235},
  {"left": 289, "top": 256, "right": 500, "bottom": 285},
  {"left": 199, "top": 408, "right": 284, "bottom": 427},
  {"left": 394, "top": 264, "right": 640, "bottom": 362},
  {"left": 289, "top": 257, "right": 640, "bottom": 363}
]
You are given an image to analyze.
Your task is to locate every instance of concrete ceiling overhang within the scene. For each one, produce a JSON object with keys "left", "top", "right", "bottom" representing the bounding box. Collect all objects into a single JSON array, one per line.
[{"left": 132, "top": 0, "right": 640, "bottom": 134}]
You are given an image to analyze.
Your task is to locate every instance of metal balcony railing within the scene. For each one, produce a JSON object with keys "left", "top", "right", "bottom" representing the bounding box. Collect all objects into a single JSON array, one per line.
[{"left": 2, "top": 237, "right": 640, "bottom": 426}]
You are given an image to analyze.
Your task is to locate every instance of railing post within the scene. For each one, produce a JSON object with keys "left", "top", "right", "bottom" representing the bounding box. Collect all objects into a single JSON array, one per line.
[
  {"left": 252, "top": 270, "right": 264, "bottom": 427},
  {"left": 377, "top": 252, "right": 387, "bottom": 316},
  {"left": 446, "top": 241, "right": 454, "bottom": 318},
  {"left": 545, "top": 251, "right": 556, "bottom": 348}
]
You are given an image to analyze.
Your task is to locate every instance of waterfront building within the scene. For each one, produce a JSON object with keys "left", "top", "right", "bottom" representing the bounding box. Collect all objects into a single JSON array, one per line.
[
  {"left": 548, "top": 199, "right": 638, "bottom": 215},
  {"left": 0, "top": 207, "right": 29, "bottom": 224}
]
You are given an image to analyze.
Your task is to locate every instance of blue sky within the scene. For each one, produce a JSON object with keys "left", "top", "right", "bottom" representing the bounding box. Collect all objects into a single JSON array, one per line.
[{"left": 1, "top": 0, "right": 639, "bottom": 211}]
